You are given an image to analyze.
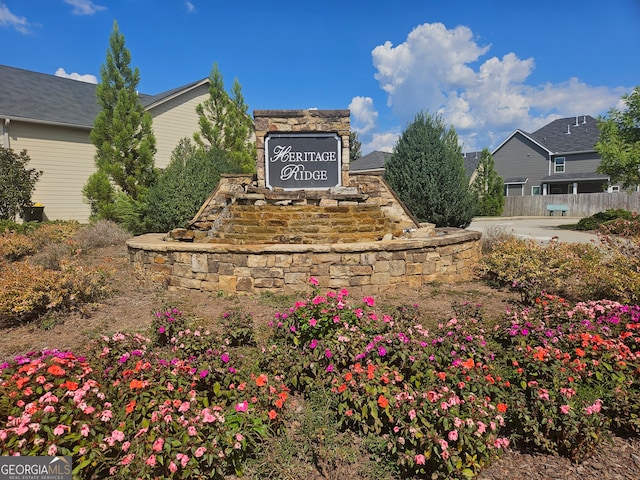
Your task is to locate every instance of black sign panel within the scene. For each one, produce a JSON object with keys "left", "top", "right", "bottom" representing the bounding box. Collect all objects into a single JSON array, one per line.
[{"left": 265, "top": 133, "right": 342, "bottom": 190}]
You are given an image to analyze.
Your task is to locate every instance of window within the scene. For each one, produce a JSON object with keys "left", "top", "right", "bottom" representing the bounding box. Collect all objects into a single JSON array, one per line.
[
  {"left": 611, "top": 185, "right": 620, "bottom": 193},
  {"left": 554, "top": 157, "right": 565, "bottom": 173},
  {"left": 531, "top": 186, "right": 541, "bottom": 195}
]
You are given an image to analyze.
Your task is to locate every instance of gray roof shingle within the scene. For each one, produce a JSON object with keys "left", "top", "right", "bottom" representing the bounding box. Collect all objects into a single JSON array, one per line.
[
  {"left": 350, "top": 150, "right": 390, "bottom": 171},
  {"left": 1, "top": 64, "right": 100, "bottom": 127},
  {"left": 0, "top": 64, "right": 207, "bottom": 128},
  {"left": 529, "top": 115, "right": 599, "bottom": 153}
]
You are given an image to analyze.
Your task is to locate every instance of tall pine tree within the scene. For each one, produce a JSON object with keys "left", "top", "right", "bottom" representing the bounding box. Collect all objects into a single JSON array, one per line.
[
  {"left": 385, "top": 111, "right": 476, "bottom": 228},
  {"left": 194, "top": 63, "right": 255, "bottom": 173},
  {"left": 84, "top": 20, "right": 156, "bottom": 220},
  {"left": 470, "top": 148, "right": 505, "bottom": 216}
]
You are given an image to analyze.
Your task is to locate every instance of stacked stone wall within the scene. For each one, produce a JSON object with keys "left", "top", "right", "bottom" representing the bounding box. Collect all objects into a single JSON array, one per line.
[{"left": 128, "top": 229, "right": 481, "bottom": 297}]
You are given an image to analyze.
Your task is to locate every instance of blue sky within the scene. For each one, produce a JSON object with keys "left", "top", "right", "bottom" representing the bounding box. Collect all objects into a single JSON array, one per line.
[{"left": 1, "top": 0, "right": 639, "bottom": 155}]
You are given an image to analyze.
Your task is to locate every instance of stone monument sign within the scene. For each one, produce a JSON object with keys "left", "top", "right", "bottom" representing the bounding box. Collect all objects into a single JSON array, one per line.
[{"left": 265, "top": 132, "right": 341, "bottom": 190}]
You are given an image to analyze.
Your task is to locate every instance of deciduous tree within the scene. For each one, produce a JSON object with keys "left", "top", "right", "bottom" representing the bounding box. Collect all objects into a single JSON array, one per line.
[
  {"left": 0, "top": 147, "right": 41, "bottom": 220},
  {"left": 596, "top": 86, "right": 640, "bottom": 189}
]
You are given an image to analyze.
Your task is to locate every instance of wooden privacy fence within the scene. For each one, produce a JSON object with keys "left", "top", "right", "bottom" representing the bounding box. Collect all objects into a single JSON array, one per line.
[{"left": 502, "top": 192, "right": 640, "bottom": 217}]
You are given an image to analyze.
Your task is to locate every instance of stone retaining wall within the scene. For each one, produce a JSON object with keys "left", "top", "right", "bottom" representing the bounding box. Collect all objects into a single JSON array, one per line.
[{"left": 127, "top": 229, "right": 481, "bottom": 297}]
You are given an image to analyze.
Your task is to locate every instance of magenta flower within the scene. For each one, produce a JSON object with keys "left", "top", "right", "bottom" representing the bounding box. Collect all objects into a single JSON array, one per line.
[
  {"left": 309, "top": 339, "right": 318, "bottom": 349},
  {"left": 221, "top": 353, "right": 230, "bottom": 363},
  {"left": 560, "top": 405, "right": 571, "bottom": 414},
  {"left": 378, "top": 346, "right": 387, "bottom": 357},
  {"left": 363, "top": 296, "right": 375, "bottom": 307},
  {"left": 415, "top": 454, "right": 426, "bottom": 465},
  {"left": 235, "top": 401, "right": 248, "bottom": 412}
]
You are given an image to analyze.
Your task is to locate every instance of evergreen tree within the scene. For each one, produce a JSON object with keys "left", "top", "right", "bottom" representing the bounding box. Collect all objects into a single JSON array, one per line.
[
  {"left": 194, "top": 63, "right": 256, "bottom": 173},
  {"left": 350, "top": 131, "right": 362, "bottom": 163},
  {"left": 85, "top": 20, "right": 157, "bottom": 219},
  {"left": 470, "top": 148, "right": 505, "bottom": 216},
  {"left": 596, "top": 86, "right": 640, "bottom": 189},
  {"left": 385, "top": 111, "right": 475, "bottom": 228}
]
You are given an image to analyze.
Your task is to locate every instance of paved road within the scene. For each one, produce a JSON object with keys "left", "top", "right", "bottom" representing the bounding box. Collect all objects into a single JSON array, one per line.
[{"left": 467, "top": 216, "right": 599, "bottom": 244}]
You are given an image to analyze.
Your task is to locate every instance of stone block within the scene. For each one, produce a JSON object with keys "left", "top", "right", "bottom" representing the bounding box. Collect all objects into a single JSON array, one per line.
[
  {"left": 390, "top": 260, "right": 406, "bottom": 276},
  {"left": 218, "top": 275, "right": 237, "bottom": 292},
  {"left": 236, "top": 277, "right": 254, "bottom": 292},
  {"left": 247, "top": 255, "right": 267, "bottom": 268},
  {"left": 192, "top": 253, "right": 208, "bottom": 273},
  {"left": 374, "top": 260, "right": 390, "bottom": 273}
]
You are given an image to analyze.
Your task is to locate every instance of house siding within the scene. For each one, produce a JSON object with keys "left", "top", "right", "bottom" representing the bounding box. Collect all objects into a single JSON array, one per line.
[
  {"left": 7, "top": 121, "right": 94, "bottom": 221},
  {"left": 149, "top": 84, "right": 209, "bottom": 169},
  {"left": 493, "top": 132, "right": 548, "bottom": 195}
]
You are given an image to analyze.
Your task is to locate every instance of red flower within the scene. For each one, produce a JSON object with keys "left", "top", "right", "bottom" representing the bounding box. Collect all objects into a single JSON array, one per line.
[
  {"left": 47, "top": 364, "right": 66, "bottom": 376},
  {"left": 256, "top": 374, "right": 268, "bottom": 387},
  {"left": 129, "top": 379, "right": 145, "bottom": 390},
  {"left": 377, "top": 395, "right": 389, "bottom": 408},
  {"left": 268, "top": 410, "right": 277, "bottom": 420},
  {"left": 125, "top": 400, "right": 136, "bottom": 414},
  {"left": 60, "top": 380, "right": 78, "bottom": 391},
  {"left": 497, "top": 403, "right": 508, "bottom": 413},
  {"left": 462, "top": 358, "right": 475, "bottom": 369}
]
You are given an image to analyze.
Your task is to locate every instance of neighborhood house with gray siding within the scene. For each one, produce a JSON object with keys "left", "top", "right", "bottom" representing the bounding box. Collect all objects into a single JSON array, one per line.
[{"left": 492, "top": 115, "right": 616, "bottom": 196}]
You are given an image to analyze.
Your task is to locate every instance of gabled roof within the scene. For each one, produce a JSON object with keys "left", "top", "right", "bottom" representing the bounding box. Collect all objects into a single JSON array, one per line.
[
  {"left": 492, "top": 115, "right": 600, "bottom": 156},
  {"left": 0, "top": 64, "right": 208, "bottom": 128},
  {"left": 529, "top": 115, "right": 599, "bottom": 153},
  {"left": 350, "top": 150, "right": 390, "bottom": 172}
]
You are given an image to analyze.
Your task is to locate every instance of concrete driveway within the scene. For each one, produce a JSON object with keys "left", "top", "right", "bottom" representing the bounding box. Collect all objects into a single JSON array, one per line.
[{"left": 467, "top": 216, "right": 599, "bottom": 244}]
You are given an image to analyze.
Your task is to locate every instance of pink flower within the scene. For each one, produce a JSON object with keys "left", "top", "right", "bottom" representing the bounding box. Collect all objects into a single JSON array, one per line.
[
  {"left": 169, "top": 461, "right": 177, "bottom": 473},
  {"left": 309, "top": 277, "right": 319, "bottom": 286},
  {"left": 178, "top": 401, "right": 190, "bottom": 413},
  {"left": 79, "top": 424, "right": 90, "bottom": 437},
  {"left": 439, "top": 439, "right": 448, "bottom": 451},
  {"left": 53, "top": 425, "right": 66, "bottom": 436},
  {"left": 408, "top": 409, "right": 416, "bottom": 420},
  {"left": 235, "top": 401, "right": 248, "bottom": 412},
  {"left": 145, "top": 454, "right": 156, "bottom": 467},
  {"left": 152, "top": 438, "right": 164, "bottom": 452},
  {"left": 560, "top": 405, "right": 571, "bottom": 414},
  {"left": 176, "top": 453, "right": 189, "bottom": 468},
  {"left": 187, "top": 426, "right": 197, "bottom": 436},
  {"left": 122, "top": 441, "right": 130, "bottom": 452},
  {"left": 112, "top": 430, "right": 125, "bottom": 442},
  {"left": 448, "top": 430, "right": 458, "bottom": 441},
  {"left": 48, "top": 444, "right": 57, "bottom": 456},
  {"left": 100, "top": 410, "right": 113, "bottom": 422},
  {"left": 121, "top": 454, "right": 134, "bottom": 466},
  {"left": 415, "top": 454, "right": 426, "bottom": 465},
  {"left": 363, "top": 296, "right": 375, "bottom": 307},
  {"left": 194, "top": 446, "right": 206, "bottom": 458}
]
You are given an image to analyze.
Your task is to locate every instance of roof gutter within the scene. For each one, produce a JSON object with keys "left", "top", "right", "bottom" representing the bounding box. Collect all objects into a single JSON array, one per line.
[{"left": 0, "top": 115, "right": 92, "bottom": 130}]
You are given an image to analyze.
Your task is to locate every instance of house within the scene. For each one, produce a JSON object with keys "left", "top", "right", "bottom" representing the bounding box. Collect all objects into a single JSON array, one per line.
[
  {"left": 0, "top": 65, "right": 210, "bottom": 222},
  {"left": 492, "top": 115, "right": 613, "bottom": 196},
  {"left": 350, "top": 149, "right": 481, "bottom": 182}
]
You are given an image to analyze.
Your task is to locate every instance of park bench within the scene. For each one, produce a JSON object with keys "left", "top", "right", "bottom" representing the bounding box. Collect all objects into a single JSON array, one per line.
[{"left": 546, "top": 204, "right": 568, "bottom": 216}]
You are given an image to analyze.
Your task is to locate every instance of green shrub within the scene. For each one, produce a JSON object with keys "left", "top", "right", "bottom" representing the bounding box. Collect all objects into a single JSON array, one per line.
[
  {"left": 145, "top": 140, "right": 243, "bottom": 233},
  {"left": 574, "top": 208, "right": 634, "bottom": 231}
]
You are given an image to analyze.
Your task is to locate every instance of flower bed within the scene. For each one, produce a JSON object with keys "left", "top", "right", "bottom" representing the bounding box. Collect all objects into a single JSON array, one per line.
[{"left": 1, "top": 282, "right": 639, "bottom": 479}]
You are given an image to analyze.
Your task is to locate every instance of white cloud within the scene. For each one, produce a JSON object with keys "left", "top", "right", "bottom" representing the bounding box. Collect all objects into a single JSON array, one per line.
[
  {"left": 185, "top": 1, "right": 196, "bottom": 13},
  {"left": 63, "top": 0, "right": 106, "bottom": 15},
  {"left": 0, "top": 2, "right": 31, "bottom": 33},
  {"left": 55, "top": 67, "right": 98, "bottom": 84},
  {"left": 371, "top": 22, "right": 629, "bottom": 151},
  {"left": 349, "top": 96, "right": 378, "bottom": 135},
  {"left": 364, "top": 132, "right": 399, "bottom": 154}
]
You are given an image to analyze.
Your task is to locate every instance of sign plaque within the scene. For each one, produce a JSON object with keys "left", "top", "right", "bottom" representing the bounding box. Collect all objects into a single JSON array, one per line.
[{"left": 265, "top": 133, "right": 342, "bottom": 190}]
